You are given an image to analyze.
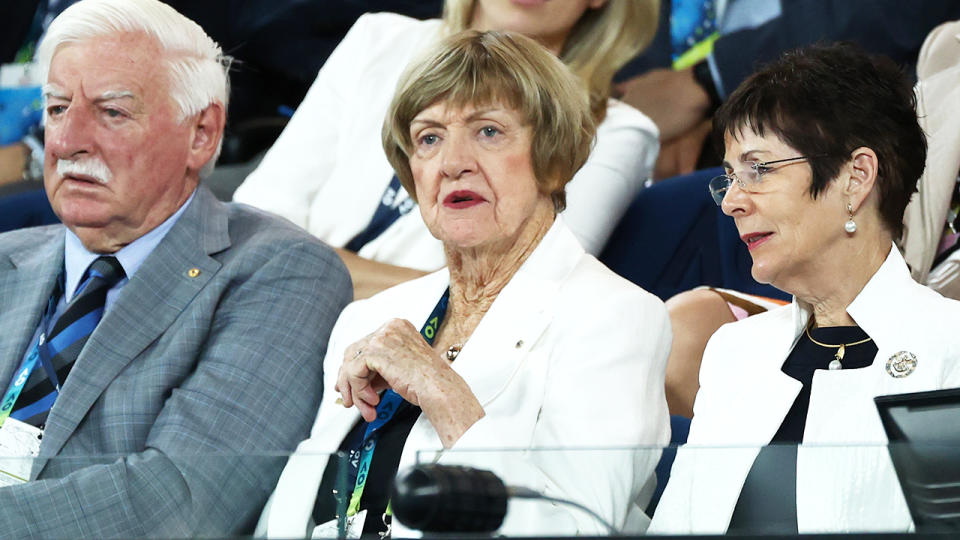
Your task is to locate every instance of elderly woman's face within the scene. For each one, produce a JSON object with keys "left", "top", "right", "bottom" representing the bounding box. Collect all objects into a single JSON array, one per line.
[
  {"left": 408, "top": 101, "right": 549, "bottom": 250},
  {"left": 720, "top": 130, "right": 848, "bottom": 288}
]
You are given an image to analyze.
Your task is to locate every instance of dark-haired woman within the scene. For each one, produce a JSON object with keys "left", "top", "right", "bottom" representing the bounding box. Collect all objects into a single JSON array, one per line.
[{"left": 651, "top": 42, "right": 960, "bottom": 534}]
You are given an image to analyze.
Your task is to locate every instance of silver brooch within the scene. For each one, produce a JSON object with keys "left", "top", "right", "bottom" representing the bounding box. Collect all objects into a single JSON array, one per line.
[{"left": 885, "top": 351, "right": 918, "bottom": 378}]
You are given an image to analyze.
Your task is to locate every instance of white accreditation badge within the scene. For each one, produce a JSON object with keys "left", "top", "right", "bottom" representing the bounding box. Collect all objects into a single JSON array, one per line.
[
  {"left": 313, "top": 509, "right": 367, "bottom": 539},
  {"left": 0, "top": 417, "right": 41, "bottom": 486}
]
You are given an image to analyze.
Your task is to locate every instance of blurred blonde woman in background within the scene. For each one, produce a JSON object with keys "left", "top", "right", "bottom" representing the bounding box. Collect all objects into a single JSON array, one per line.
[{"left": 234, "top": 0, "right": 660, "bottom": 299}]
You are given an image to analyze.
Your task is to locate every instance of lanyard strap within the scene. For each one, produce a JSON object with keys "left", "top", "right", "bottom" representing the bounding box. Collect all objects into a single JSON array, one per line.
[
  {"left": 0, "top": 348, "right": 41, "bottom": 428},
  {"left": 346, "top": 288, "right": 450, "bottom": 516},
  {"left": 0, "top": 273, "right": 66, "bottom": 428},
  {"left": 343, "top": 175, "right": 417, "bottom": 253}
]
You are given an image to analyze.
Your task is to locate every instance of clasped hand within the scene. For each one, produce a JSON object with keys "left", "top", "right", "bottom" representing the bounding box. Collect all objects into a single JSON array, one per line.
[
  {"left": 336, "top": 319, "right": 442, "bottom": 421},
  {"left": 334, "top": 319, "right": 485, "bottom": 448}
]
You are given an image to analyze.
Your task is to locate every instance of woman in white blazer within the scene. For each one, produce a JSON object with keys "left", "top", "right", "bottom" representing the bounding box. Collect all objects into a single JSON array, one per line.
[
  {"left": 233, "top": 0, "right": 661, "bottom": 300},
  {"left": 650, "top": 43, "right": 960, "bottom": 535},
  {"left": 257, "top": 31, "right": 670, "bottom": 539}
]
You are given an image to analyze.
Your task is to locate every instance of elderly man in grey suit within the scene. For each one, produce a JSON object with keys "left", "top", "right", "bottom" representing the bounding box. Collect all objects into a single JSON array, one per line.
[{"left": 0, "top": 0, "right": 352, "bottom": 537}]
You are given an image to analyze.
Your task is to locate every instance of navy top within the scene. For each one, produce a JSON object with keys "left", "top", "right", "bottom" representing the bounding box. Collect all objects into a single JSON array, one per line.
[{"left": 727, "top": 325, "right": 878, "bottom": 534}]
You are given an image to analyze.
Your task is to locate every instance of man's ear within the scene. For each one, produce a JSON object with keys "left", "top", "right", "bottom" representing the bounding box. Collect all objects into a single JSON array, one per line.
[
  {"left": 844, "top": 146, "right": 879, "bottom": 213},
  {"left": 185, "top": 102, "right": 226, "bottom": 173}
]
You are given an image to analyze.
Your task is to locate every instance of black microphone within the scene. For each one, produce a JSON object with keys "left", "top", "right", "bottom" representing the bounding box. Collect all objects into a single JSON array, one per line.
[
  {"left": 391, "top": 464, "right": 508, "bottom": 533},
  {"left": 391, "top": 464, "right": 618, "bottom": 534}
]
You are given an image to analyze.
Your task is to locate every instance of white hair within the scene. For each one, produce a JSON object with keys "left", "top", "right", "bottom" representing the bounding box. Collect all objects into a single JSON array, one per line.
[{"left": 37, "top": 0, "right": 231, "bottom": 177}]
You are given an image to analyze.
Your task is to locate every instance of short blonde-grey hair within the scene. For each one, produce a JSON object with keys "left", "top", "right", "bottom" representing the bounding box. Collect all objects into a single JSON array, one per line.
[
  {"left": 443, "top": 0, "right": 659, "bottom": 120},
  {"left": 382, "top": 30, "right": 597, "bottom": 212}
]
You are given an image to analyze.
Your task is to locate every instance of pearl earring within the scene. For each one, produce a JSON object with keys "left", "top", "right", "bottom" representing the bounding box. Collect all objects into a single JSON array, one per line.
[{"left": 844, "top": 203, "right": 857, "bottom": 234}]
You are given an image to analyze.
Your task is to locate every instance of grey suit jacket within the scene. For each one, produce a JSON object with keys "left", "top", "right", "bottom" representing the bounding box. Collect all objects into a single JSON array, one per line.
[{"left": 0, "top": 186, "right": 352, "bottom": 538}]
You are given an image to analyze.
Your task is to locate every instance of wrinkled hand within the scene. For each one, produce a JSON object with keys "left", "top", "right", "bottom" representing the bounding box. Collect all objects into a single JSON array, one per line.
[
  {"left": 653, "top": 119, "right": 713, "bottom": 180},
  {"left": 335, "top": 319, "right": 442, "bottom": 422},
  {"left": 616, "top": 67, "right": 711, "bottom": 141},
  {"left": 334, "top": 318, "right": 485, "bottom": 447}
]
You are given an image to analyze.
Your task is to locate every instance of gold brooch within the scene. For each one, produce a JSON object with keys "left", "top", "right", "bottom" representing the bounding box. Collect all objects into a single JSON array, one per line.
[{"left": 885, "top": 351, "right": 917, "bottom": 378}]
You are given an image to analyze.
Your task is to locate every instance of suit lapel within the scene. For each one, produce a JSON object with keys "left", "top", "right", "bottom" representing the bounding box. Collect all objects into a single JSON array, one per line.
[
  {"left": 39, "top": 188, "right": 230, "bottom": 466},
  {"left": 0, "top": 228, "right": 64, "bottom": 391}
]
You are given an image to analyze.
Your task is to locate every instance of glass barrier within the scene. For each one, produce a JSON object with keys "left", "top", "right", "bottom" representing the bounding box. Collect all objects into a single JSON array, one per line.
[
  {"left": 0, "top": 444, "right": 958, "bottom": 538},
  {"left": 402, "top": 443, "right": 960, "bottom": 539}
]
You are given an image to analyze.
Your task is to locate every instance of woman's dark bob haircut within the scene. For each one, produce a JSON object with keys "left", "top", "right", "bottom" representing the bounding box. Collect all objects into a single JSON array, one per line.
[{"left": 713, "top": 42, "right": 926, "bottom": 237}]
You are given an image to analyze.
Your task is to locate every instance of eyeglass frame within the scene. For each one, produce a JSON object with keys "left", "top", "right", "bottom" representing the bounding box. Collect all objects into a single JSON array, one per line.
[{"left": 708, "top": 155, "right": 828, "bottom": 206}]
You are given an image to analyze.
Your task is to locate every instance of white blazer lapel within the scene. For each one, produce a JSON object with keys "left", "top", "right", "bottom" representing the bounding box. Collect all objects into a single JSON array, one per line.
[
  {"left": 403, "top": 218, "right": 580, "bottom": 457},
  {"left": 445, "top": 217, "right": 580, "bottom": 411},
  {"left": 674, "top": 304, "right": 804, "bottom": 533},
  {"left": 450, "top": 270, "right": 555, "bottom": 408}
]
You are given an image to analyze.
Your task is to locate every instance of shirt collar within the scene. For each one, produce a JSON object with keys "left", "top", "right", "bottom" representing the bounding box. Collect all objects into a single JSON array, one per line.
[{"left": 63, "top": 189, "right": 197, "bottom": 301}]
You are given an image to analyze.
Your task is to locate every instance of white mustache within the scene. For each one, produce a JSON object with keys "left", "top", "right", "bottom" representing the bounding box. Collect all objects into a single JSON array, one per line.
[{"left": 57, "top": 158, "right": 113, "bottom": 184}]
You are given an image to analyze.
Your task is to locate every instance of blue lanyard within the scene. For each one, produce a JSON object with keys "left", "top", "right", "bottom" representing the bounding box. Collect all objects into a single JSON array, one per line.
[
  {"left": 346, "top": 287, "right": 451, "bottom": 515},
  {"left": 343, "top": 175, "right": 417, "bottom": 253},
  {"left": 0, "top": 268, "right": 105, "bottom": 427},
  {"left": 0, "top": 274, "right": 65, "bottom": 427}
]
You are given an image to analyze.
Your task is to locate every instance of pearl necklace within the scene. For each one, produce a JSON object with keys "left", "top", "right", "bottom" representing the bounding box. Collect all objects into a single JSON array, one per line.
[{"left": 804, "top": 323, "right": 872, "bottom": 370}]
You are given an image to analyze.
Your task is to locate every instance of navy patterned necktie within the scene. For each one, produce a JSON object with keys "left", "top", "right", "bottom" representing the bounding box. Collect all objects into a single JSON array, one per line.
[{"left": 12, "top": 256, "right": 126, "bottom": 426}]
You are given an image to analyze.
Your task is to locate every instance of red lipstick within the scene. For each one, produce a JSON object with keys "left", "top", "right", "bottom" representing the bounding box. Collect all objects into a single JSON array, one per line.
[{"left": 443, "top": 190, "right": 486, "bottom": 209}]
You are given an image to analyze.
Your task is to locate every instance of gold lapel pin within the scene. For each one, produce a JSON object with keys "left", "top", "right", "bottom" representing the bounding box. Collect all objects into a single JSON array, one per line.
[
  {"left": 187, "top": 267, "right": 201, "bottom": 278},
  {"left": 885, "top": 351, "right": 918, "bottom": 378}
]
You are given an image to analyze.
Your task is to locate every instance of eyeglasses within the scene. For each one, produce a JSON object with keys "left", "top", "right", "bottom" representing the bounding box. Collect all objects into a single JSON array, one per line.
[{"left": 708, "top": 155, "right": 821, "bottom": 206}]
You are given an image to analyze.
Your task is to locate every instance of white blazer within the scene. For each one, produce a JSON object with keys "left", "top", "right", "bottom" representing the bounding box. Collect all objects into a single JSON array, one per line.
[
  {"left": 651, "top": 245, "right": 960, "bottom": 535},
  {"left": 258, "top": 218, "right": 671, "bottom": 538}
]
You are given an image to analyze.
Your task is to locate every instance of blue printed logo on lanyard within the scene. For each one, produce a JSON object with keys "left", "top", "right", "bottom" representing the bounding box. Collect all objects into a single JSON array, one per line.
[{"left": 346, "top": 288, "right": 451, "bottom": 516}]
